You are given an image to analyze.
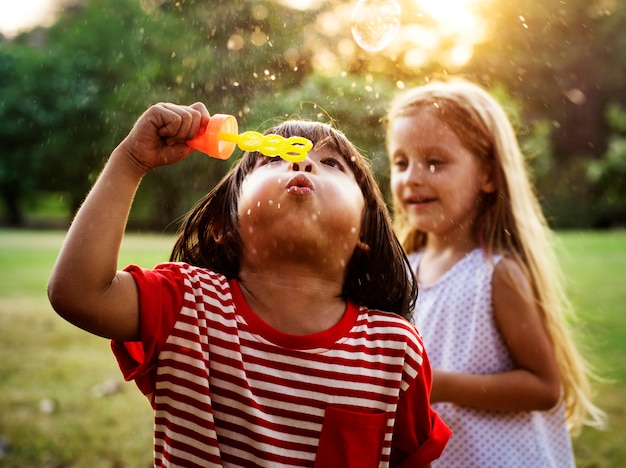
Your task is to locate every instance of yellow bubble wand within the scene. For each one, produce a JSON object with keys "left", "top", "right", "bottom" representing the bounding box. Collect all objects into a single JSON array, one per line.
[{"left": 186, "top": 114, "right": 312, "bottom": 163}]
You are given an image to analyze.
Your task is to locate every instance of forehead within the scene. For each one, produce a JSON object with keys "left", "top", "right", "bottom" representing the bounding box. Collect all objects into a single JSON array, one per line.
[
  {"left": 313, "top": 137, "right": 357, "bottom": 163},
  {"left": 389, "top": 110, "right": 455, "bottom": 145},
  {"left": 249, "top": 143, "right": 356, "bottom": 170}
]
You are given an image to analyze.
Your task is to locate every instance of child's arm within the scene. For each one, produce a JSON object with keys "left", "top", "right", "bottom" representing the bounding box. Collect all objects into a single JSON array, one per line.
[
  {"left": 431, "top": 258, "right": 562, "bottom": 412},
  {"left": 48, "top": 103, "right": 209, "bottom": 342}
]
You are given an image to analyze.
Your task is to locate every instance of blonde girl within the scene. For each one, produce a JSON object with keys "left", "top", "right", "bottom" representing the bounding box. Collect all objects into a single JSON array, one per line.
[{"left": 386, "top": 78, "right": 604, "bottom": 466}]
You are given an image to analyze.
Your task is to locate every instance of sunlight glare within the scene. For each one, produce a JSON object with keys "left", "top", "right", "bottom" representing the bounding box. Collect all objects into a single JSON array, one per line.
[
  {"left": 418, "top": 0, "right": 481, "bottom": 35},
  {"left": 392, "top": 0, "right": 488, "bottom": 66},
  {"left": 397, "top": 24, "right": 438, "bottom": 51},
  {"left": 0, "top": 0, "right": 58, "bottom": 38},
  {"left": 276, "top": 0, "right": 324, "bottom": 10},
  {"left": 403, "top": 48, "right": 429, "bottom": 68},
  {"left": 449, "top": 44, "right": 474, "bottom": 66}
]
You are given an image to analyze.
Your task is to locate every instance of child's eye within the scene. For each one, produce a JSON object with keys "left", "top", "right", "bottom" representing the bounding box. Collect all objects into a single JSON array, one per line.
[
  {"left": 321, "top": 158, "right": 344, "bottom": 170},
  {"left": 426, "top": 156, "right": 444, "bottom": 167},
  {"left": 392, "top": 157, "right": 408, "bottom": 171}
]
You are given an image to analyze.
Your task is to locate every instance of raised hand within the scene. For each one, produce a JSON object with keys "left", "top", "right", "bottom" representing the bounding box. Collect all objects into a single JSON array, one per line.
[{"left": 117, "top": 102, "right": 210, "bottom": 173}]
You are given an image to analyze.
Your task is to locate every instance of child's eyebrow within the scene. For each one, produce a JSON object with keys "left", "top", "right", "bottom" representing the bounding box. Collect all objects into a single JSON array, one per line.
[{"left": 316, "top": 137, "right": 347, "bottom": 156}]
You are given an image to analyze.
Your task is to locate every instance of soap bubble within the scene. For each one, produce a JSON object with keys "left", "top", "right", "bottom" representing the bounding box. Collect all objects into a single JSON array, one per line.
[{"left": 351, "top": 0, "right": 401, "bottom": 52}]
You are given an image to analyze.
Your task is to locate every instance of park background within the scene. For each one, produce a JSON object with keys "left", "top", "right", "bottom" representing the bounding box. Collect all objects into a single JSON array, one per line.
[{"left": 1, "top": 0, "right": 625, "bottom": 466}]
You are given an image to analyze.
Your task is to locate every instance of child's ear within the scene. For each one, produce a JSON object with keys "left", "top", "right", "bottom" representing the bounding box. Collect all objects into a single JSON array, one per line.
[
  {"left": 480, "top": 164, "right": 497, "bottom": 194},
  {"left": 212, "top": 221, "right": 225, "bottom": 244},
  {"left": 356, "top": 239, "right": 370, "bottom": 252},
  {"left": 481, "top": 178, "right": 496, "bottom": 194}
]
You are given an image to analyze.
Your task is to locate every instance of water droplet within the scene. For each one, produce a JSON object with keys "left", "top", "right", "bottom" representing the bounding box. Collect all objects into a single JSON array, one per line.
[
  {"left": 429, "top": 164, "right": 435, "bottom": 173},
  {"left": 351, "top": 0, "right": 401, "bottom": 52}
]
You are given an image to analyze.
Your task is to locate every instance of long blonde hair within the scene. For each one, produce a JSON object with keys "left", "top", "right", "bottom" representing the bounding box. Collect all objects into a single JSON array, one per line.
[{"left": 385, "top": 78, "right": 605, "bottom": 433}]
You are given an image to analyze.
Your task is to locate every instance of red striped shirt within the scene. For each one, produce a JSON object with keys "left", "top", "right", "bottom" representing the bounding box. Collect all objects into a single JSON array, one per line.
[{"left": 112, "top": 263, "right": 450, "bottom": 467}]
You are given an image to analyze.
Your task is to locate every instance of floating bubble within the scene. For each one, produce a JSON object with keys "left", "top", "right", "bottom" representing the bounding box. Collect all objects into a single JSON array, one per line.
[{"left": 351, "top": 0, "right": 401, "bottom": 52}]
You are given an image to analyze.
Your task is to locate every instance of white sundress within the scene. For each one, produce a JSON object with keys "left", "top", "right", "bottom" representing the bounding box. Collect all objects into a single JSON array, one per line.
[{"left": 409, "top": 248, "right": 574, "bottom": 468}]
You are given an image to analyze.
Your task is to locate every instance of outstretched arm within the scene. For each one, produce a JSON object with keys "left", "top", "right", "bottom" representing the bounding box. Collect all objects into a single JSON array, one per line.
[
  {"left": 430, "top": 258, "right": 562, "bottom": 412},
  {"left": 48, "top": 103, "right": 209, "bottom": 341}
]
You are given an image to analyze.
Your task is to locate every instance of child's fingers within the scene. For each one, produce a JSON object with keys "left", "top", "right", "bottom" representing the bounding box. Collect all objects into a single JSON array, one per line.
[
  {"left": 156, "top": 104, "right": 192, "bottom": 141},
  {"left": 189, "top": 102, "right": 211, "bottom": 136},
  {"left": 153, "top": 103, "right": 205, "bottom": 144}
]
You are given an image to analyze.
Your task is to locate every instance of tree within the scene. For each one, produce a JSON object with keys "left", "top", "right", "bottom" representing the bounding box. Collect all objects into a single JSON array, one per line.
[
  {"left": 0, "top": 42, "right": 100, "bottom": 225},
  {"left": 587, "top": 103, "right": 626, "bottom": 227},
  {"left": 463, "top": 0, "right": 626, "bottom": 226},
  {"left": 6, "top": 0, "right": 625, "bottom": 228},
  {"left": 38, "top": 0, "right": 316, "bottom": 229}
]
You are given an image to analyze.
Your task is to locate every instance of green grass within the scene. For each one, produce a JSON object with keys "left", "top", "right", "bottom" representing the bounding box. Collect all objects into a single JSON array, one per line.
[
  {"left": 557, "top": 231, "right": 626, "bottom": 466},
  {"left": 0, "top": 229, "right": 624, "bottom": 467},
  {"left": 0, "top": 230, "right": 171, "bottom": 468}
]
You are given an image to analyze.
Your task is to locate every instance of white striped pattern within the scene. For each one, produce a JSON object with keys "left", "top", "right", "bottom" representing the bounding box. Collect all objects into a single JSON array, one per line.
[{"left": 145, "top": 263, "right": 427, "bottom": 467}]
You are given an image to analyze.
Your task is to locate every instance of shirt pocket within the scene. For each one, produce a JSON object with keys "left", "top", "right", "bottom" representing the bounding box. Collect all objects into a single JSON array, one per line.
[{"left": 314, "top": 405, "right": 388, "bottom": 468}]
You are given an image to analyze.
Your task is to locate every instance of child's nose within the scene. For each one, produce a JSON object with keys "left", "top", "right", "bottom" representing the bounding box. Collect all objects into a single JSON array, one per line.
[
  {"left": 290, "top": 160, "right": 313, "bottom": 173},
  {"left": 406, "top": 162, "right": 427, "bottom": 183}
]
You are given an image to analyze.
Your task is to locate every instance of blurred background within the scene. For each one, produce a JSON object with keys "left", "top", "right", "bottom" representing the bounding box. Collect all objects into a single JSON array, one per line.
[
  {"left": 1, "top": 0, "right": 625, "bottom": 466},
  {"left": 1, "top": 0, "right": 625, "bottom": 231}
]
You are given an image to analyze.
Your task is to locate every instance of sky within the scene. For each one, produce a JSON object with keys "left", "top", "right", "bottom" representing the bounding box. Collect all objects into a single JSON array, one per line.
[{"left": 0, "top": 0, "right": 59, "bottom": 38}]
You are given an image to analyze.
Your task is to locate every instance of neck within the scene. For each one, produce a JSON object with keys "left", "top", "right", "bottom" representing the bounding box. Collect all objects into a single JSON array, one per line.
[
  {"left": 238, "top": 268, "right": 347, "bottom": 335},
  {"left": 417, "top": 235, "right": 480, "bottom": 285},
  {"left": 425, "top": 228, "right": 479, "bottom": 254}
]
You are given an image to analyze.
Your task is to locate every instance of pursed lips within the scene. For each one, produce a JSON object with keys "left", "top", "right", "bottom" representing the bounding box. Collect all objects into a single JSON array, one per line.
[{"left": 286, "top": 174, "right": 314, "bottom": 194}]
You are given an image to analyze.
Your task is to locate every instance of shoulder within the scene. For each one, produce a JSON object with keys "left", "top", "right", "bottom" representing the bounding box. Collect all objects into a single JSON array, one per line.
[
  {"left": 360, "top": 307, "right": 426, "bottom": 354},
  {"left": 492, "top": 256, "right": 533, "bottom": 298},
  {"left": 406, "top": 250, "right": 422, "bottom": 272},
  {"left": 125, "top": 262, "right": 230, "bottom": 298},
  {"left": 364, "top": 307, "right": 420, "bottom": 333},
  {"left": 152, "top": 262, "right": 227, "bottom": 283},
  {"left": 491, "top": 256, "right": 538, "bottom": 330}
]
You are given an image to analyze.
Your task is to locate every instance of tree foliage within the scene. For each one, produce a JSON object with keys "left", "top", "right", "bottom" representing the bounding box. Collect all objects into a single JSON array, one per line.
[
  {"left": 465, "top": 0, "right": 626, "bottom": 227},
  {"left": 1, "top": 0, "right": 625, "bottom": 228},
  {"left": 0, "top": 42, "right": 100, "bottom": 224},
  {"left": 587, "top": 104, "right": 626, "bottom": 227},
  {"left": 1, "top": 0, "right": 314, "bottom": 228}
]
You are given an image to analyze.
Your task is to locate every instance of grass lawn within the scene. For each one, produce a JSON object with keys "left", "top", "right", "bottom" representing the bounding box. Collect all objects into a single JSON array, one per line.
[
  {"left": 0, "top": 229, "right": 624, "bottom": 467},
  {"left": 0, "top": 230, "right": 170, "bottom": 467}
]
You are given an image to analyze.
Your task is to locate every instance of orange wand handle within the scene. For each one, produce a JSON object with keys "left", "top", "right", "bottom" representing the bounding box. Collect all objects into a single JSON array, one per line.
[{"left": 186, "top": 114, "right": 238, "bottom": 160}]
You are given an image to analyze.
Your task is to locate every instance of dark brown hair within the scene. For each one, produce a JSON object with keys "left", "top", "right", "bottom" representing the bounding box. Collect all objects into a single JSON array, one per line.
[{"left": 171, "top": 120, "right": 417, "bottom": 320}]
